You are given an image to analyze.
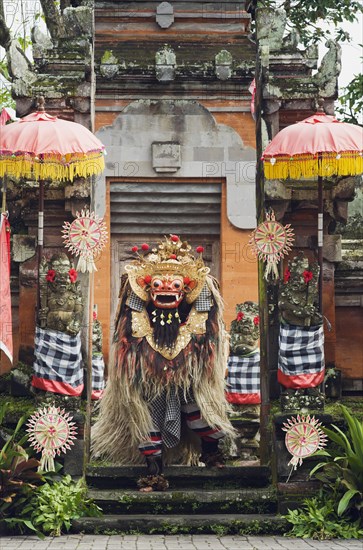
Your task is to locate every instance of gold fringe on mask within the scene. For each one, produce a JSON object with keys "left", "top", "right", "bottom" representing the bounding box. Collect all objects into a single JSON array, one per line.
[
  {"left": 91, "top": 274, "right": 235, "bottom": 465},
  {"left": 0, "top": 152, "right": 105, "bottom": 182},
  {"left": 263, "top": 152, "right": 363, "bottom": 180}
]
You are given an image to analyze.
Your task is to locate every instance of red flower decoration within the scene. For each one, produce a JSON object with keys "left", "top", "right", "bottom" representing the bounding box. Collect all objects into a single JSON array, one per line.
[
  {"left": 236, "top": 312, "right": 244, "bottom": 321},
  {"left": 68, "top": 269, "right": 78, "bottom": 283},
  {"left": 170, "top": 235, "right": 179, "bottom": 242},
  {"left": 284, "top": 268, "right": 291, "bottom": 283},
  {"left": 93, "top": 311, "right": 97, "bottom": 320},
  {"left": 141, "top": 243, "right": 149, "bottom": 251},
  {"left": 303, "top": 270, "right": 313, "bottom": 284},
  {"left": 253, "top": 316, "right": 260, "bottom": 326},
  {"left": 46, "top": 269, "right": 56, "bottom": 283},
  {"left": 183, "top": 277, "right": 191, "bottom": 286},
  {"left": 144, "top": 275, "right": 152, "bottom": 284},
  {"left": 196, "top": 246, "right": 204, "bottom": 254},
  {"left": 169, "top": 254, "right": 177, "bottom": 260},
  {"left": 131, "top": 246, "right": 139, "bottom": 253}
]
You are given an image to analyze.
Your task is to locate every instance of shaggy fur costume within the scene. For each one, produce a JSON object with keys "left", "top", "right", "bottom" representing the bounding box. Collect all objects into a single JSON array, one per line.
[{"left": 91, "top": 275, "right": 235, "bottom": 464}]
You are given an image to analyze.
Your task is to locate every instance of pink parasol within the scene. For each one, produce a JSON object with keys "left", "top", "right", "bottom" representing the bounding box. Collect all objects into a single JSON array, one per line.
[
  {"left": 262, "top": 109, "right": 363, "bottom": 311},
  {"left": 0, "top": 98, "right": 105, "bottom": 306}
]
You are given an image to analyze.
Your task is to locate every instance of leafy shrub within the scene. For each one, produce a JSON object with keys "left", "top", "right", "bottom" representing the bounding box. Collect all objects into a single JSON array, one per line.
[
  {"left": 22, "top": 475, "right": 102, "bottom": 536},
  {"left": 284, "top": 496, "right": 363, "bottom": 540},
  {"left": 0, "top": 402, "right": 43, "bottom": 533},
  {"left": 1, "top": 401, "right": 102, "bottom": 537},
  {"left": 310, "top": 404, "right": 363, "bottom": 519},
  {"left": 283, "top": 406, "right": 363, "bottom": 540}
]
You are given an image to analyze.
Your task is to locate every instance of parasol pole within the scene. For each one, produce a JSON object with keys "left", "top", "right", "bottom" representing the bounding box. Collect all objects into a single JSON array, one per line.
[
  {"left": 255, "top": 22, "right": 271, "bottom": 466},
  {"left": 84, "top": 269, "right": 94, "bottom": 472},
  {"left": 317, "top": 156, "right": 323, "bottom": 314},
  {"left": 36, "top": 97, "right": 46, "bottom": 313},
  {"left": 1, "top": 175, "right": 6, "bottom": 213},
  {"left": 37, "top": 179, "right": 45, "bottom": 312}
]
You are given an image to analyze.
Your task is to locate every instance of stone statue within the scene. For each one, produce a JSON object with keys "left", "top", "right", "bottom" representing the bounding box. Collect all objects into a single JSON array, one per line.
[
  {"left": 32, "top": 252, "right": 84, "bottom": 396},
  {"left": 38, "top": 252, "right": 83, "bottom": 336},
  {"left": 277, "top": 252, "right": 325, "bottom": 412},
  {"left": 230, "top": 301, "right": 260, "bottom": 356},
  {"left": 278, "top": 252, "right": 322, "bottom": 328},
  {"left": 92, "top": 313, "right": 103, "bottom": 354},
  {"left": 226, "top": 301, "right": 261, "bottom": 461}
]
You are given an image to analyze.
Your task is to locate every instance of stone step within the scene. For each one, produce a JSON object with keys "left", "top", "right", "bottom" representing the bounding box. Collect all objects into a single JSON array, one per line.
[
  {"left": 72, "top": 513, "right": 288, "bottom": 536},
  {"left": 87, "top": 464, "right": 271, "bottom": 489},
  {"left": 88, "top": 487, "right": 277, "bottom": 515}
]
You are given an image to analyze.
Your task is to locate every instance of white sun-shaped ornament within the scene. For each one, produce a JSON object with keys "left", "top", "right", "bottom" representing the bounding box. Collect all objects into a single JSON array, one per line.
[
  {"left": 282, "top": 414, "right": 328, "bottom": 482},
  {"left": 62, "top": 208, "right": 108, "bottom": 272},
  {"left": 27, "top": 405, "right": 78, "bottom": 472},
  {"left": 249, "top": 210, "right": 294, "bottom": 280}
]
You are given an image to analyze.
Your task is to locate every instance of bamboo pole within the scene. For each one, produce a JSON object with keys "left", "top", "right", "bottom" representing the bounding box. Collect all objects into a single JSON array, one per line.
[
  {"left": 83, "top": 270, "right": 94, "bottom": 474},
  {"left": 255, "top": 24, "right": 272, "bottom": 467},
  {"left": 1, "top": 176, "right": 6, "bottom": 213},
  {"left": 317, "top": 170, "right": 324, "bottom": 314},
  {"left": 37, "top": 180, "right": 45, "bottom": 313}
]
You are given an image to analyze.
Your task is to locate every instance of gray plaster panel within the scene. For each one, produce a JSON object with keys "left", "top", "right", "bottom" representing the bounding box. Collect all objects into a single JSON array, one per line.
[
  {"left": 95, "top": 100, "right": 256, "bottom": 228},
  {"left": 193, "top": 147, "right": 224, "bottom": 162}
]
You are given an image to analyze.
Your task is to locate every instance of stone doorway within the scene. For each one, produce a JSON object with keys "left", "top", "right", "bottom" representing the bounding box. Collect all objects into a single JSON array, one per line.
[{"left": 109, "top": 179, "right": 222, "bottom": 334}]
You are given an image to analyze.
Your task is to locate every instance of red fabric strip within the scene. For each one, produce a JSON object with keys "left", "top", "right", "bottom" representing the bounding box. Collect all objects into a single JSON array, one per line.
[
  {"left": 32, "top": 376, "right": 84, "bottom": 396},
  {"left": 225, "top": 392, "right": 261, "bottom": 405},
  {"left": 277, "top": 369, "right": 325, "bottom": 389},
  {"left": 91, "top": 390, "right": 104, "bottom": 400}
]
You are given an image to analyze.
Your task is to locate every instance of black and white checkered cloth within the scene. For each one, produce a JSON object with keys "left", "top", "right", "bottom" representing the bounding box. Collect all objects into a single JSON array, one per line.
[
  {"left": 127, "top": 291, "right": 145, "bottom": 312},
  {"left": 147, "top": 387, "right": 196, "bottom": 448},
  {"left": 278, "top": 323, "right": 325, "bottom": 375},
  {"left": 92, "top": 354, "right": 105, "bottom": 391},
  {"left": 195, "top": 284, "right": 213, "bottom": 312},
  {"left": 33, "top": 326, "right": 83, "bottom": 389},
  {"left": 226, "top": 352, "right": 260, "bottom": 394}
]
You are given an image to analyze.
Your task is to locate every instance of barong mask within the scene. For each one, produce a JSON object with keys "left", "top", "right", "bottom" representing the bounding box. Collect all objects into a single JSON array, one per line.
[
  {"left": 126, "top": 235, "right": 210, "bottom": 310},
  {"left": 124, "top": 235, "right": 211, "bottom": 356}
]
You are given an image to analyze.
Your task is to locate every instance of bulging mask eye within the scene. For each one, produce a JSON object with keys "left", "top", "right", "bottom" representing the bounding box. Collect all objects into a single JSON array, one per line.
[
  {"left": 171, "top": 280, "right": 182, "bottom": 290},
  {"left": 151, "top": 278, "right": 163, "bottom": 289}
]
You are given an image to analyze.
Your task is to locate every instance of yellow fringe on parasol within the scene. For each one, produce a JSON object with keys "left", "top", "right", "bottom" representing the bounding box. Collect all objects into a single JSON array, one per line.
[
  {"left": 264, "top": 152, "right": 363, "bottom": 180},
  {"left": 0, "top": 151, "right": 105, "bottom": 182}
]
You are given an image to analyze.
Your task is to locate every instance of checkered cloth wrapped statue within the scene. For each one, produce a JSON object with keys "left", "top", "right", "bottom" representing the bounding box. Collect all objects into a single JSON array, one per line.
[
  {"left": 32, "top": 253, "right": 84, "bottom": 396},
  {"left": 226, "top": 301, "right": 261, "bottom": 405},
  {"left": 92, "top": 235, "right": 235, "bottom": 491},
  {"left": 278, "top": 252, "right": 325, "bottom": 391}
]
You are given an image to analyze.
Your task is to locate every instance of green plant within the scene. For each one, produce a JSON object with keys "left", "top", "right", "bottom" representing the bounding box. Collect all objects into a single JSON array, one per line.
[
  {"left": 22, "top": 475, "right": 102, "bottom": 536},
  {"left": 284, "top": 496, "right": 363, "bottom": 540},
  {"left": 0, "top": 402, "right": 42, "bottom": 534},
  {"left": 310, "top": 404, "right": 363, "bottom": 519}
]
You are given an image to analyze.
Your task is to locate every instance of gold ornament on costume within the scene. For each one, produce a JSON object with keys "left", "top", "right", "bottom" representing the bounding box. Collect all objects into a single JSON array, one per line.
[
  {"left": 132, "top": 307, "right": 208, "bottom": 360},
  {"left": 125, "top": 235, "right": 210, "bottom": 305}
]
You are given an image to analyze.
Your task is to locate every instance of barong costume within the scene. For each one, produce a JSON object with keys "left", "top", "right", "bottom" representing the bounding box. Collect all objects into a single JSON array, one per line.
[{"left": 92, "top": 235, "right": 234, "bottom": 468}]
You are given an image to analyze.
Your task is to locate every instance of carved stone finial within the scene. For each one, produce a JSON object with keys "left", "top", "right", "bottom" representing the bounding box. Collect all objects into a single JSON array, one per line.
[
  {"left": 215, "top": 50, "right": 233, "bottom": 81},
  {"left": 156, "top": 2, "right": 174, "bottom": 29},
  {"left": 315, "top": 98, "right": 325, "bottom": 113},
  {"left": 155, "top": 45, "right": 176, "bottom": 81},
  {"left": 37, "top": 96, "right": 45, "bottom": 111},
  {"left": 100, "top": 50, "right": 120, "bottom": 80}
]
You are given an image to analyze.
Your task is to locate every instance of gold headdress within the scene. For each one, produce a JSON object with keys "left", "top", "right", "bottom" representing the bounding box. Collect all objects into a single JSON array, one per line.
[{"left": 125, "top": 235, "right": 210, "bottom": 304}]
